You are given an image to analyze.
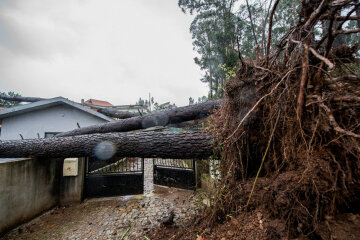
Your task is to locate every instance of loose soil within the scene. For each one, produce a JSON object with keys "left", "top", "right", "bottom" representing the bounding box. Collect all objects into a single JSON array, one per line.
[{"left": 147, "top": 208, "right": 360, "bottom": 240}]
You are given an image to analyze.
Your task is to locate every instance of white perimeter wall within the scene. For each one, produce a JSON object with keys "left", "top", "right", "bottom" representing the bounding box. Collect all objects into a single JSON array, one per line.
[{"left": 0, "top": 104, "right": 109, "bottom": 140}]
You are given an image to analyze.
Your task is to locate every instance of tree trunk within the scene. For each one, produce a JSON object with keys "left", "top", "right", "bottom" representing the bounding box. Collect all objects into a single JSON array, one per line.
[
  {"left": 209, "top": 65, "right": 213, "bottom": 99},
  {"left": 246, "top": 0, "right": 258, "bottom": 45},
  {"left": 355, "top": 0, "right": 360, "bottom": 29},
  {"left": 0, "top": 131, "right": 213, "bottom": 159},
  {"left": 56, "top": 100, "right": 221, "bottom": 137},
  {"left": 220, "top": 77, "right": 224, "bottom": 97},
  {"left": 261, "top": 0, "right": 274, "bottom": 51},
  {"left": 333, "top": 17, "right": 346, "bottom": 47},
  {"left": 96, "top": 108, "right": 138, "bottom": 119},
  {"left": 0, "top": 94, "right": 45, "bottom": 102}
]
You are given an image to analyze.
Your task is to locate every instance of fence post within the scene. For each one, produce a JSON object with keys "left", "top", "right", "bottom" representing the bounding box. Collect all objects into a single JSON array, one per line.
[{"left": 142, "top": 158, "right": 145, "bottom": 194}]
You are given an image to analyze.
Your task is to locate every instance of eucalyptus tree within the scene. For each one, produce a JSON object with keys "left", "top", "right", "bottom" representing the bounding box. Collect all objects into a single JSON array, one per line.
[
  {"left": 179, "top": 0, "right": 305, "bottom": 98},
  {"left": 179, "top": 0, "right": 240, "bottom": 99}
]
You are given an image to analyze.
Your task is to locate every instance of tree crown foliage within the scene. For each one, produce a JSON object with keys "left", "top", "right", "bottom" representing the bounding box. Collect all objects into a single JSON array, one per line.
[
  {"left": 179, "top": 0, "right": 360, "bottom": 99},
  {"left": 0, "top": 91, "right": 21, "bottom": 108}
]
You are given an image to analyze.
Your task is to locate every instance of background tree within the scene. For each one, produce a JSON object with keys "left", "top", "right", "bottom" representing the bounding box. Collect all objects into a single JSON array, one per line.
[
  {"left": 179, "top": 0, "right": 305, "bottom": 98},
  {"left": 0, "top": 91, "right": 21, "bottom": 108},
  {"left": 180, "top": 0, "right": 240, "bottom": 99},
  {"left": 189, "top": 97, "right": 195, "bottom": 105}
]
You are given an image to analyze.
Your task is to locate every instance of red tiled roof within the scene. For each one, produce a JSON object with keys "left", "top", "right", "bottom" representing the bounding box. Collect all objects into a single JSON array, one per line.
[{"left": 84, "top": 99, "right": 113, "bottom": 107}]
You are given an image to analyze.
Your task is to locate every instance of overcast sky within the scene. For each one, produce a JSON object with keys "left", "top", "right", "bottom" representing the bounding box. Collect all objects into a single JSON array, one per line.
[{"left": 0, "top": 0, "right": 208, "bottom": 106}]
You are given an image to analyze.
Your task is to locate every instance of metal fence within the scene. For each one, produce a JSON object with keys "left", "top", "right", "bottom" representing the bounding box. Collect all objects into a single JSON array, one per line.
[
  {"left": 84, "top": 157, "right": 144, "bottom": 198},
  {"left": 153, "top": 158, "right": 194, "bottom": 170},
  {"left": 86, "top": 157, "right": 143, "bottom": 176},
  {"left": 153, "top": 158, "right": 196, "bottom": 189}
]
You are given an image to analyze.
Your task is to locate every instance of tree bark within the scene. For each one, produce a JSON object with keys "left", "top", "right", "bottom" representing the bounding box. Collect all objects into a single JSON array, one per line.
[
  {"left": 95, "top": 107, "right": 138, "bottom": 119},
  {"left": 209, "top": 64, "right": 213, "bottom": 99},
  {"left": 0, "top": 94, "right": 45, "bottom": 103},
  {"left": 0, "top": 131, "right": 213, "bottom": 159},
  {"left": 56, "top": 100, "right": 221, "bottom": 137},
  {"left": 265, "top": 0, "right": 280, "bottom": 65},
  {"left": 245, "top": 0, "right": 258, "bottom": 45}
]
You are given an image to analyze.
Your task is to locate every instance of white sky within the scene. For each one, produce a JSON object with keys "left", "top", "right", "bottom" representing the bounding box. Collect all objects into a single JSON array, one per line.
[{"left": 0, "top": 0, "right": 208, "bottom": 106}]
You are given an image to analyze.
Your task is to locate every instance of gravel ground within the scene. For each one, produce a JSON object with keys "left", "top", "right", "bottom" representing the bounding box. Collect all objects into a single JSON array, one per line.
[{"left": 1, "top": 159, "right": 198, "bottom": 240}]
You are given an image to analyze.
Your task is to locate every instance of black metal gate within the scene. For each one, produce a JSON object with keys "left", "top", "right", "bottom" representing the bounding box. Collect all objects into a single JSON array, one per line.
[
  {"left": 153, "top": 158, "right": 196, "bottom": 190},
  {"left": 84, "top": 157, "right": 144, "bottom": 198}
]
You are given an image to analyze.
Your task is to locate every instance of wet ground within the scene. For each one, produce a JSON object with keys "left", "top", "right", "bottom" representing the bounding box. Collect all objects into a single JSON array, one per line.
[
  {"left": 2, "top": 186, "right": 197, "bottom": 240},
  {"left": 1, "top": 159, "right": 199, "bottom": 240}
]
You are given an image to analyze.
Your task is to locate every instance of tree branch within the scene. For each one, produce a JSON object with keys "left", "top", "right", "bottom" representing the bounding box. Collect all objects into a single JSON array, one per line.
[{"left": 266, "top": 0, "right": 281, "bottom": 66}]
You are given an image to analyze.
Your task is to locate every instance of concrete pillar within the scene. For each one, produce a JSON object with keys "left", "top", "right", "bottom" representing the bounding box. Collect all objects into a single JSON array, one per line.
[{"left": 59, "top": 157, "right": 85, "bottom": 204}]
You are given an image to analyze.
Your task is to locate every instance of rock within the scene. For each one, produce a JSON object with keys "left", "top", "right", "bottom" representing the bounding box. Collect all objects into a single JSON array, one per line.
[
  {"left": 231, "top": 218, "right": 239, "bottom": 225},
  {"left": 202, "top": 198, "right": 211, "bottom": 206},
  {"left": 259, "top": 223, "right": 264, "bottom": 230},
  {"left": 160, "top": 210, "right": 175, "bottom": 226},
  {"left": 25, "top": 226, "right": 34, "bottom": 233},
  {"left": 325, "top": 215, "right": 333, "bottom": 221},
  {"left": 118, "top": 209, "right": 126, "bottom": 214},
  {"left": 227, "top": 230, "right": 234, "bottom": 237},
  {"left": 347, "top": 213, "right": 358, "bottom": 223}
]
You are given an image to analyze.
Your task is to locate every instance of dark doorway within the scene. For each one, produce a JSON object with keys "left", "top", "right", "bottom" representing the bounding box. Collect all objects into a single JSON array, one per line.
[{"left": 84, "top": 157, "right": 144, "bottom": 198}]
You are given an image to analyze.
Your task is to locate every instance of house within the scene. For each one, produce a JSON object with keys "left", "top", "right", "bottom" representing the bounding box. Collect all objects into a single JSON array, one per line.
[
  {"left": 84, "top": 98, "right": 148, "bottom": 115},
  {"left": 0, "top": 97, "right": 114, "bottom": 140},
  {"left": 84, "top": 98, "right": 113, "bottom": 107}
]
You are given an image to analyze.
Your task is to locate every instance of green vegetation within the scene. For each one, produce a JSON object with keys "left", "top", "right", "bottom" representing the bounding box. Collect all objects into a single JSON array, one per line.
[
  {"left": 179, "top": 0, "right": 359, "bottom": 99},
  {"left": 0, "top": 91, "right": 21, "bottom": 108}
]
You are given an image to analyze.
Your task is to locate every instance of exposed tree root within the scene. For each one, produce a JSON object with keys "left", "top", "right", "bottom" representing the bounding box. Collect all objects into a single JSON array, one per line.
[{"left": 150, "top": 1, "right": 360, "bottom": 239}]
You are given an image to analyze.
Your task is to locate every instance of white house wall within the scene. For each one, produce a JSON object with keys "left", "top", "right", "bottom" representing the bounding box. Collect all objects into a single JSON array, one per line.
[{"left": 0, "top": 104, "right": 109, "bottom": 140}]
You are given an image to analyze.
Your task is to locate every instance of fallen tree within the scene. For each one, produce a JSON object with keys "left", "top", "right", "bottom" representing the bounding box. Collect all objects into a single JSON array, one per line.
[
  {"left": 0, "top": 94, "right": 220, "bottom": 123},
  {"left": 96, "top": 107, "right": 138, "bottom": 119},
  {"left": 82, "top": 102, "right": 140, "bottom": 119},
  {"left": 0, "top": 93, "right": 45, "bottom": 103},
  {"left": 56, "top": 100, "right": 221, "bottom": 137},
  {"left": 147, "top": 1, "right": 360, "bottom": 239},
  {"left": 0, "top": 131, "right": 213, "bottom": 159}
]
